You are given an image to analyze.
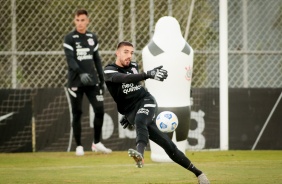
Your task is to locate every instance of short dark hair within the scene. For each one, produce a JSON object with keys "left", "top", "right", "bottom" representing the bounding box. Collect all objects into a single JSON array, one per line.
[
  {"left": 75, "top": 9, "right": 88, "bottom": 17},
  {"left": 117, "top": 41, "right": 133, "bottom": 49}
]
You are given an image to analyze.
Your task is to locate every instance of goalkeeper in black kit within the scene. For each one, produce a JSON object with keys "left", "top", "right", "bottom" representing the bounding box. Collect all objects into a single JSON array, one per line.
[
  {"left": 63, "top": 9, "right": 111, "bottom": 156},
  {"left": 104, "top": 41, "right": 210, "bottom": 184}
]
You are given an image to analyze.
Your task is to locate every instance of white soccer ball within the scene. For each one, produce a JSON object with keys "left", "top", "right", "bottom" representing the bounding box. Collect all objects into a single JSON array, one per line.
[{"left": 156, "top": 111, "right": 178, "bottom": 133}]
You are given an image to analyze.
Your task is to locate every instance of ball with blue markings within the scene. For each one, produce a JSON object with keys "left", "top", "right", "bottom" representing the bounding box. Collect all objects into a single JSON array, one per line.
[{"left": 156, "top": 111, "right": 178, "bottom": 133}]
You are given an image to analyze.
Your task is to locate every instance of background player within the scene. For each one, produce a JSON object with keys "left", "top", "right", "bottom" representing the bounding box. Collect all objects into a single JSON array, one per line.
[
  {"left": 104, "top": 41, "right": 210, "bottom": 184},
  {"left": 63, "top": 9, "right": 111, "bottom": 156}
]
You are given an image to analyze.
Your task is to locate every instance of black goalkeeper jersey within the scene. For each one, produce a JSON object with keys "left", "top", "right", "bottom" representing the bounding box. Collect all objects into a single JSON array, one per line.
[
  {"left": 104, "top": 62, "right": 150, "bottom": 114},
  {"left": 63, "top": 30, "right": 104, "bottom": 87}
]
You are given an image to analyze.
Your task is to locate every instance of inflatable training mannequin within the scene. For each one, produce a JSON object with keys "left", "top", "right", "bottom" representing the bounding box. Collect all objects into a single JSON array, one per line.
[{"left": 142, "top": 16, "right": 194, "bottom": 162}]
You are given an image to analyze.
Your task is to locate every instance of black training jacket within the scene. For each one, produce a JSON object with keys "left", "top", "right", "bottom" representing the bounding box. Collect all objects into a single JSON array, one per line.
[
  {"left": 63, "top": 30, "right": 104, "bottom": 87},
  {"left": 104, "top": 62, "right": 150, "bottom": 114}
]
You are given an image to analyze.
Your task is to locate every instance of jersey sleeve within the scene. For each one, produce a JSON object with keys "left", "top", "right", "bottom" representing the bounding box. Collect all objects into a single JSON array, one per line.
[
  {"left": 104, "top": 65, "right": 147, "bottom": 83},
  {"left": 63, "top": 34, "right": 83, "bottom": 74}
]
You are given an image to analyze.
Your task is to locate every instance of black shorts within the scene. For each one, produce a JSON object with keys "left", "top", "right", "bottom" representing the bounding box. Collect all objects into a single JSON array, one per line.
[{"left": 125, "top": 93, "right": 157, "bottom": 126}]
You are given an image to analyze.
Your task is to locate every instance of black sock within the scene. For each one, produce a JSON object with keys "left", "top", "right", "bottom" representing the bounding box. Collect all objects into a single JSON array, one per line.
[
  {"left": 187, "top": 163, "right": 203, "bottom": 177},
  {"left": 136, "top": 142, "right": 146, "bottom": 157}
]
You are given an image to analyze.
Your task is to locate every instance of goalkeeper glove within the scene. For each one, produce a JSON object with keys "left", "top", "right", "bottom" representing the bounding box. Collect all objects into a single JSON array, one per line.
[
  {"left": 146, "top": 65, "right": 168, "bottom": 81},
  {"left": 120, "top": 116, "right": 135, "bottom": 130},
  {"left": 79, "top": 73, "right": 92, "bottom": 85}
]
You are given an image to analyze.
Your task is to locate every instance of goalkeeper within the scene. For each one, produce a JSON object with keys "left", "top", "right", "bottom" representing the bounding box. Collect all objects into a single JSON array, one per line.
[
  {"left": 63, "top": 9, "right": 111, "bottom": 156},
  {"left": 104, "top": 41, "right": 210, "bottom": 184}
]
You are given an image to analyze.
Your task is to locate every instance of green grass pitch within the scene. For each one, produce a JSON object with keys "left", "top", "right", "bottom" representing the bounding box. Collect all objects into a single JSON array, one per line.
[{"left": 0, "top": 150, "right": 281, "bottom": 183}]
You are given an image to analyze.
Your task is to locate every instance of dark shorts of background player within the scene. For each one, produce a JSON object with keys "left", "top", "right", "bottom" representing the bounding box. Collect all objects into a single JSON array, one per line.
[{"left": 68, "top": 85, "right": 104, "bottom": 124}]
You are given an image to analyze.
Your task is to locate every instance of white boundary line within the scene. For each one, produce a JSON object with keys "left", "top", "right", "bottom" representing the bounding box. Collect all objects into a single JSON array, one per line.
[{"left": 251, "top": 92, "right": 282, "bottom": 150}]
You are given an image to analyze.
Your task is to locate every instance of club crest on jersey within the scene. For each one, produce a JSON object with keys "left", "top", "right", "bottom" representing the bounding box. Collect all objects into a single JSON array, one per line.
[{"left": 87, "top": 38, "right": 94, "bottom": 46}]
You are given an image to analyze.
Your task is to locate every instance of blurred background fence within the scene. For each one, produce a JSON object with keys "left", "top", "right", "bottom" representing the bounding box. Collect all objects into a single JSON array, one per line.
[{"left": 1, "top": 0, "right": 282, "bottom": 89}]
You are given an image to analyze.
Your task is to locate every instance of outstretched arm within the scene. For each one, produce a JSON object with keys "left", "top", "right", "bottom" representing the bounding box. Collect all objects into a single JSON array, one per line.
[
  {"left": 104, "top": 69, "right": 147, "bottom": 83},
  {"left": 104, "top": 65, "right": 168, "bottom": 83}
]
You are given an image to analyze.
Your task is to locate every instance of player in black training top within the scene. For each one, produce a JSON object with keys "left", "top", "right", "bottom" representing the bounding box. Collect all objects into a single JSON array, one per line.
[
  {"left": 104, "top": 41, "right": 210, "bottom": 184},
  {"left": 63, "top": 9, "right": 111, "bottom": 156}
]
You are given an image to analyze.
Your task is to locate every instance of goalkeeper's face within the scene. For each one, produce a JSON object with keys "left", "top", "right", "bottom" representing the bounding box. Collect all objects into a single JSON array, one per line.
[
  {"left": 115, "top": 46, "right": 134, "bottom": 68},
  {"left": 74, "top": 14, "right": 89, "bottom": 34}
]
